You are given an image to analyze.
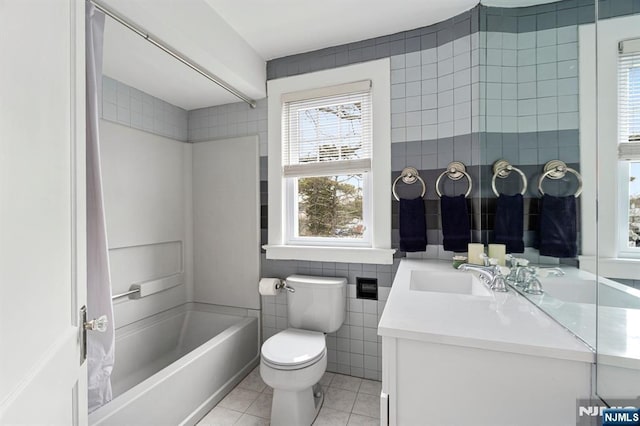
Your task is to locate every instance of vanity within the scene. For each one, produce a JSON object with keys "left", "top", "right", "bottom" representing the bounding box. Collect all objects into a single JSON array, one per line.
[{"left": 378, "top": 259, "right": 595, "bottom": 426}]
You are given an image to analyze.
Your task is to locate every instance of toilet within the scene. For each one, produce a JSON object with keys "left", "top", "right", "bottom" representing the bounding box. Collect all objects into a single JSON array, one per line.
[{"left": 260, "top": 275, "right": 346, "bottom": 426}]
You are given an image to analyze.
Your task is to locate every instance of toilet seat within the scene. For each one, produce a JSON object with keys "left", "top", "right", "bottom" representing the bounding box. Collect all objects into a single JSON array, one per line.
[{"left": 261, "top": 329, "right": 326, "bottom": 370}]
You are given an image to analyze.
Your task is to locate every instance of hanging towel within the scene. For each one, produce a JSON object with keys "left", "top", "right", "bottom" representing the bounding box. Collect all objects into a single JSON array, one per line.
[
  {"left": 440, "top": 194, "right": 471, "bottom": 252},
  {"left": 399, "top": 197, "right": 427, "bottom": 252},
  {"left": 538, "top": 194, "right": 577, "bottom": 258},
  {"left": 494, "top": 193, "right": 525, "bottom": 253}
]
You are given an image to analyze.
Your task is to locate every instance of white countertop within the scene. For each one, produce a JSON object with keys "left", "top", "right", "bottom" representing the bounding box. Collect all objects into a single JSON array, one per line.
[{"left": 378, "top": 259, "right": 594, "bottom": 363}]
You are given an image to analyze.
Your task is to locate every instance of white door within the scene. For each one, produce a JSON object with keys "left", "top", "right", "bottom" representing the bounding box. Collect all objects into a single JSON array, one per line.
[{"left": 0, "top": 1, "right": 88, "bottom": 424}]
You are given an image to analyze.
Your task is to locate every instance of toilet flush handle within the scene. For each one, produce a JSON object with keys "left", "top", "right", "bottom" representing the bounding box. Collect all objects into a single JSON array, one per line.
[{"left": 276, "top": 280, "right": 295, "bottom": 293}]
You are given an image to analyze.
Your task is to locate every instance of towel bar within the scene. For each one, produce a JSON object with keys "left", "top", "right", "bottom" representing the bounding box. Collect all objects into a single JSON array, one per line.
[
  {"left": 491, "top": 159, "right": 528, "bottom": 196},
  {"left": 537, "top": 160, "right": 583, "bottom": 197},
  {"left": 435, "top": 161, "right": 472, "bottom": 198},
  {"left": 392, "top": 167, "right": 426, "bottom": 201}
]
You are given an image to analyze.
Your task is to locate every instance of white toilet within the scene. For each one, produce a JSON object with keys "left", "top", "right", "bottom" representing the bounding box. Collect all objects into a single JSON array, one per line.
[{"left": 260, "top": 275, "right": 346, "bottom": 426}]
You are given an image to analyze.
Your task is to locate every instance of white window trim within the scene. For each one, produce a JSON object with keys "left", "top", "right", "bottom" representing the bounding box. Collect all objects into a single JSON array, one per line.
[
  {"left": 264, "top": 59, "right": 394, "bottom": 264},
  {"left": 579, "top": 16, "right": 640, "bottom": 279}
]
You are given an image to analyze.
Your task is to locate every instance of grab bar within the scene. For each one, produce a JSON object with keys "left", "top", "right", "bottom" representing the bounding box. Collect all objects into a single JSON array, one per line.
[
  {"left": 435, "top": 161, "right": 472, "bottom": 198},
  {"left": 111, "top": 273, "right": 183, "bottom": 301},
  {"left": 112, "top": 288, "right": 140, "bottom": 300},
  {"left": 491, "top": 159, "right": 527, "bottom": 196}
]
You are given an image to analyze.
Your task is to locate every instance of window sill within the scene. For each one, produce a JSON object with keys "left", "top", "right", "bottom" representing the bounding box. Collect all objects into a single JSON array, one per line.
[
  {"left": 263, "top": 245, "right": 395, "bottom": 265},
  {"left": 579, "top": 256, "right": 640, "bottom": 279}
]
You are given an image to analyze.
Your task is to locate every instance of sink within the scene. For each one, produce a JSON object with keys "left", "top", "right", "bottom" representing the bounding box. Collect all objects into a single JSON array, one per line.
[{"left": 409, "top": 270, "right": 491, "bottom": 297}]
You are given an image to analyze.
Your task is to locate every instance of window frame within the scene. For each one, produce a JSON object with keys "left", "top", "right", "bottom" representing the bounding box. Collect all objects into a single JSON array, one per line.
[
  {"left": 617, "top": 50, "right": 640, "bottom": 256},
  {"left": 579, "top": 17, "right": 640, "bottom": 278},
  {"left": 264, "top": 59, "right": 394, "bottom": 264}
]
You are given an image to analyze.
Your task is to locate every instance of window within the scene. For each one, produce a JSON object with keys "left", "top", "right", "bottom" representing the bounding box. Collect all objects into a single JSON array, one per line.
[
  {"left": 265, "top": 59, "right": 393, "bottom": 264},
  {"left": 617, "top": 39, "right": 640, "bottom": 252},
  {"left": 283, "top": 83, "right": 371, "bottom": 246}
]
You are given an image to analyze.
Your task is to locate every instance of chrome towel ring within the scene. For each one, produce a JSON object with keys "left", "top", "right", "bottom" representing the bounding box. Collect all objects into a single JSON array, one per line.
[
  {"left": 538, "top": 160, "right": 583, "bottom": 197},
  {"left": 491, "top": 159, "right": 528, "bottom": 197},
  {"left": 435, "top": 161, "right": 472, "bottom": 198},
  {"left": 392, "top": 167, "right": 426, "bottom": 201}
]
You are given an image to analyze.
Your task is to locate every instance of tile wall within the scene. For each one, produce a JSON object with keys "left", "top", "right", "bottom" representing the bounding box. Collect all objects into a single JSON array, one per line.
[{"left": 101, "top": 76, "right": 188, "bottom": 141}]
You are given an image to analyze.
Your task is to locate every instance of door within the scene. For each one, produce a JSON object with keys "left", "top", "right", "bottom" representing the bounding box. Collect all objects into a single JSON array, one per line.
[{"left": 0, "top": 0, "right": 87, "bottom": 424}]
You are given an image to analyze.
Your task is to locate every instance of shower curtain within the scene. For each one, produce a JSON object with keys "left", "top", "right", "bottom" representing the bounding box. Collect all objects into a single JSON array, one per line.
[{"left": 86, "top": 1, "right": 115, "bottom": 412}]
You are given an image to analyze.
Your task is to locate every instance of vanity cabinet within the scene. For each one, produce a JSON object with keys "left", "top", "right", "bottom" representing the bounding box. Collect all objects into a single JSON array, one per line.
[
  {"left": 378, "top": 259, "right": 594, "bottom": 426},
  {"left": 381, "top": 336, "right": 591, "bottom": 426}
]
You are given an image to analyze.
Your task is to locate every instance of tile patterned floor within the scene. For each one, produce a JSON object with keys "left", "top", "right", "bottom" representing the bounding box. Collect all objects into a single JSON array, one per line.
[{"left": 197, "top": 367, "right": 381, "bottom": 426}]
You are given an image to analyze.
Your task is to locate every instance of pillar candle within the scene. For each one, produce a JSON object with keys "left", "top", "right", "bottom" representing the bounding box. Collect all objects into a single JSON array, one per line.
[
  {"left": 488, "top": 244, "right": 506, "bottom": 266},
  {"left": 467, "top": 243, "right": 485, "bottom": 265}
]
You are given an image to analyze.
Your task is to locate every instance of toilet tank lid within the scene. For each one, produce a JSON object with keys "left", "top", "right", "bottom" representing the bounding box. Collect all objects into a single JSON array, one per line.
[{"left": 286, "top": 275, "right": 346, "bottom": 287}]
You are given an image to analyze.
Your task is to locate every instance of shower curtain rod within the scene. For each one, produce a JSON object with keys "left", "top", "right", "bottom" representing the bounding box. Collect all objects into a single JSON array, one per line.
[{"left": 90, "top": 0, "right": 257, "bottom": 108}]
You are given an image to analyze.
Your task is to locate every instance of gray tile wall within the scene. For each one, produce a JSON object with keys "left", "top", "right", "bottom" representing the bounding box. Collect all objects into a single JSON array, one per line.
[
  {"left": 267, "top": 7, "right": 480, "bottom": 80},
  {"left": 188, "top": 99, "right": 268, "bottom": 157},
  {"left": 480, "top": 27, "right": 580, "bottom": 136},
  {"left": 482, "top": 0, "right": 595, "bottom": 32},
  {"left": 186, "top": 0, "right": 595, "bottom": 381},
  {"left": 101, "top": 76, "right": 188, "bottom": 141}
]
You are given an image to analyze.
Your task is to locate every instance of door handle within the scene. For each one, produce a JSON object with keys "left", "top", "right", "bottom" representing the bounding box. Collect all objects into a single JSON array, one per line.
[
  {"left": 79, "top": 306, "right": 108, "bottom": 364},
  {"left": 84, "top": 315, "right": 108, "bottom": 332}
]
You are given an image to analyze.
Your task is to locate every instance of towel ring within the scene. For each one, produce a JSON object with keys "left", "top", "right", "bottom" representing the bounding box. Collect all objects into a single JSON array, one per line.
[
  {"left": 537, "top": 160, "right": 583, "bottom": 197},
  {"left": 392, "top": 167, "right": 426, "bottom": 201},
  {"left": 435, "top": 161, "right": 472, "bottom": 198},
  {"left": 491, "top": 159, "right": 528, "bottom": 197}
]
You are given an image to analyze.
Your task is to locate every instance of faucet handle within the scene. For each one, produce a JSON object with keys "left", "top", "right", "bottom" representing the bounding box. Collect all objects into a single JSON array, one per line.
[
  {"left": 490, "top": 275, "right": 509, "bottom": 292},
  {"left": 523, "top": 277, "right": 544, "bottom": 295},
  {"left": 479, "top": 253, "right": 490, "bottom": 266}
]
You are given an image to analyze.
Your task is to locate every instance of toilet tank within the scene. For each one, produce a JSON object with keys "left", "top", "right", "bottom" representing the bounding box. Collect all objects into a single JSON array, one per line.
[{"left": 286, "top": 275, "right": 347, "bottom": 333}]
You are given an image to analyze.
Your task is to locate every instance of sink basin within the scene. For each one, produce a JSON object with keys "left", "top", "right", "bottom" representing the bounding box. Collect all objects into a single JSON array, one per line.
[{"left": 409, "top": 270, "right": 492, "bottom": 297}]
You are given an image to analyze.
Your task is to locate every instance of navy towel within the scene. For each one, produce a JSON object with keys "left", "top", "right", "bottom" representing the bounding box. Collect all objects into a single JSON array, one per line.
[
  {"left": 538, "top": 194, "right": 577, "bottom": 258},
  {"left": 494, "top": 193, "right": 525, "bottom": 253},
  {"left": 440, "top": 195, "right": 471, "bottom": 252},
  {"left": 399, "top": 197, "right": 427, "bottom": 252}
]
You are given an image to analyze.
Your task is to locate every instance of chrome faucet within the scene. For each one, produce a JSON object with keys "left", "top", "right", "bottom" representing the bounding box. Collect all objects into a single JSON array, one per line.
[
  {"left": 521, "top": 266, "right": 565, "bottom": 295},
  {"left": 457, "top": 263, "right": 509, "bottom": 292}
]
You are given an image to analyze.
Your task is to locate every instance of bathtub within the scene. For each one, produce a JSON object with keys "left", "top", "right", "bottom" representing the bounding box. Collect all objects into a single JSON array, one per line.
[{"left": 89, "top": 302, "right": 259, "bottom": 425}]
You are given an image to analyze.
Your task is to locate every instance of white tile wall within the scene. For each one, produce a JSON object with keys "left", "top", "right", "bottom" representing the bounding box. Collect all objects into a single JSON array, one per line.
[
  {"left": 101, "top": 76, "right": 188, "bottom": 141},
  {"left": 480, "top": 26, "right": 580, "bottom": 134}
]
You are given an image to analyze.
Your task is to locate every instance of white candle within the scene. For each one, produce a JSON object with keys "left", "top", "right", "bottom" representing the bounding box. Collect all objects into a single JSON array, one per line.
[
  {"left": 488, "top": 244, "right": 506, "bottom": 266},
  {"left": 467, "top": 243, "right": 485, "bottom": 265}
]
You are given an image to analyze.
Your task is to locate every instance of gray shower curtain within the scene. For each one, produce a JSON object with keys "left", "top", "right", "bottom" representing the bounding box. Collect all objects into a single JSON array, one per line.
[{"left": 86, "top": 1, "right": 115, "bottom": 412}]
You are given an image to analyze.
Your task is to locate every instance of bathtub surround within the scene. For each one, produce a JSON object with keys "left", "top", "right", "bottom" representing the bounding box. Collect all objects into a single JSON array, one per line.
[
  {"left": 86, "top": 4, "right": 115, "bottom": 412},
  {"left": 100, "top": 120, "right": 193, "bottom": 329},
  {"left": 192, "top": 136, "right": 260, "bottom": 310}
]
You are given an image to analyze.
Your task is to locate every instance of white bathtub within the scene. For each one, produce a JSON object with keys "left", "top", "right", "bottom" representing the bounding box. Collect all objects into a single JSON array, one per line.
[{"left": 89, "top": 302, "right": 259, "bottom": 425}]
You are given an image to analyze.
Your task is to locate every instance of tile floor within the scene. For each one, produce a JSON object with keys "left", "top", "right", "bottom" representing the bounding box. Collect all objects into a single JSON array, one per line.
[{"left": 197, "top": 367, "right": 381, "bottom": 426}]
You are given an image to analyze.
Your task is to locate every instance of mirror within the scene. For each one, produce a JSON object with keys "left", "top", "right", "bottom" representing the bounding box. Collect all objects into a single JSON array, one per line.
[
  {"left": 595, "top": 0, "right": 640, "bottom": 404},
  {"left": 477, "top": 0, "right": 594, "bottom": 346}
]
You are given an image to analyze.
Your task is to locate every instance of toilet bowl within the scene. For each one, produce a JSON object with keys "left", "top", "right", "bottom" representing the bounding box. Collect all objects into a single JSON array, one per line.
[
  {"left": 259, "top": 275, "right": 346, "bottom": 426},
  {"left": 260, "top": 329, "right": 327, "bottom": 425}
]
